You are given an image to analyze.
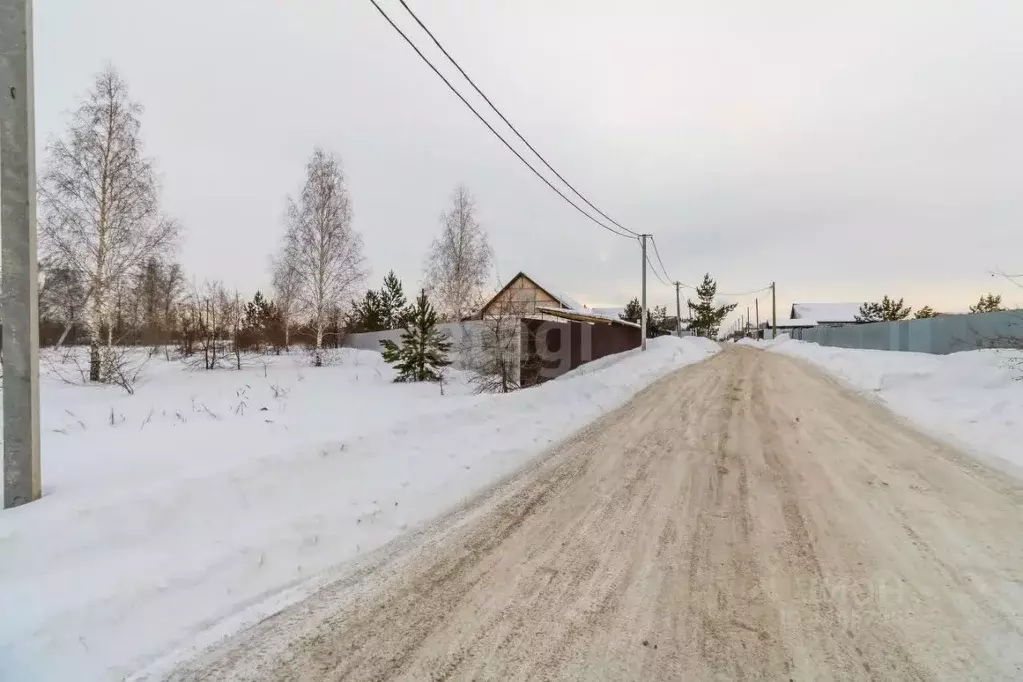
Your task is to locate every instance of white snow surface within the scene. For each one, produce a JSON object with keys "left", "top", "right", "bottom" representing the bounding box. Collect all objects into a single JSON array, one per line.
[
  {"left": 590, "top": 306, "right": 625, "bottom": 320},
  {"left": 534, "top": 305, "right": 641, "bottom": 328},
  {"left": 790, "top": 302, "right": 864, "bottom": 323},
  {"left": 753, "top": 336, "right": 1023, "bottom": 475},
  {"left": 0, "top": 337, "right": 718, "bottom": 681}
]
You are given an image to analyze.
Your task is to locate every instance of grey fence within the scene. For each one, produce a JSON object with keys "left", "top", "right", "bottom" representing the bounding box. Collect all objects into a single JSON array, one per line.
[
  {"left": 342, "top": 321, "right": 488, "bottom": 370},
  {"left": 788, "top": 310, "right": 1023, "bottom": 355}
]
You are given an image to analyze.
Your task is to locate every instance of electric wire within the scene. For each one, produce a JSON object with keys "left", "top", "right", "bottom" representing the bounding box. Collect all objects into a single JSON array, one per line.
[
  {"left": 395, "top": 0, "right": 640, "bottom": 238},
  {"left": 367, "top": 0, "right": 637, "bottom": 240}
]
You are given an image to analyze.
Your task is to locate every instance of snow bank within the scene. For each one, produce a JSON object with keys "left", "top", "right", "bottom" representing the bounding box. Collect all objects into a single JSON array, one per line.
[
  {"left": 0, "top": 337, "right": 717, "bottom": 681},
  {"left": 763, "top": 338, "right": 1023, "bottom": 475}
]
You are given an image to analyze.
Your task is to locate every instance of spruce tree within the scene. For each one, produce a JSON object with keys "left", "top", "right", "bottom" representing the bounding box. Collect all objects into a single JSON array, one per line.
[
  {"left": 914, "top": 306, "right": 937, "bottom": 319},
  {"left": 880, "top": 296, "right": 912, "bottom": 320},
  {"left": 856, "top": 302, "right": 882, "bottom": 322},
  {"left": 688, "top": 273, "right": 736, "bottom": 338},
  {"left": 619, "top": 298, "right": 643, "bottom": 324},
  {"left": 969, "top": 293, "right": 1004, "bottom": 314},
  {"left": 380, "top": 270, "right": 411, "bottom": 329},
  {"left": 351, "top": 289, "right": 388, "bottom": 332},
  {"left": 856, "top": 296, "right": 911, "bottom": 322},
  {"left": 380, "top": 289, "right": 452, "bottom": 382}
]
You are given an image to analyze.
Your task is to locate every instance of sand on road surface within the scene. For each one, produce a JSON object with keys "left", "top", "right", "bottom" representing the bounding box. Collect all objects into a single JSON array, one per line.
[{"left": 169, "top": 347, "right": 1023, "bottom": 681}]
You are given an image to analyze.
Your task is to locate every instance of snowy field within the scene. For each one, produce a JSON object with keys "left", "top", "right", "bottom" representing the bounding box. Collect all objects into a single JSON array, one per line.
[
  {"left": 744, "top": 336, "right": 1023, "bottom": 476},
  {"left": 0, "top": 337, "right": 719, "bottom": 681}
]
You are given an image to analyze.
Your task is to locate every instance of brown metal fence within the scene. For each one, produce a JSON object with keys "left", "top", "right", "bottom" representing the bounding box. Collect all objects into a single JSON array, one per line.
[{"left": 520, "top": 319, "right": 642, "bottom": 386}]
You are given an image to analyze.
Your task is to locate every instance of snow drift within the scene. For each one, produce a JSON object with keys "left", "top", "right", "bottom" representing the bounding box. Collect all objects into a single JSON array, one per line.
[
  {"left": 0, "top": 337, "right": 717, "bottom": 681},
  {"left": 760, "top": 337, "right": 1023, "bottom": 476}
]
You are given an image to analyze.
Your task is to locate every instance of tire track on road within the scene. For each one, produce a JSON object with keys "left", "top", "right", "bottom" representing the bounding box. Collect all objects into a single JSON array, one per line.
[{"left": 169, "top": 348, "right": 1023, "bottom": 681}]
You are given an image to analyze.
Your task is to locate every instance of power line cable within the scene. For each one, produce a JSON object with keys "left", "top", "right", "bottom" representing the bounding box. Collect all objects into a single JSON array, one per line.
[
  {"left": 395, "top": 0, "right": 640, "bottom": 239},
  {"left": 715, "top": 284, "right": 773, "bottom": 297},
  {"left": 645, "top": 251, "right": 673, "bottom": 288},
  {"left": 648, "top": 235, "right": 675, "bottom": 284},
  {"left": 367, "top": 0, "right": 637, "bottom": 240},
  {"left": 674, "top": 279, "right": 772, "bottom": 297}
]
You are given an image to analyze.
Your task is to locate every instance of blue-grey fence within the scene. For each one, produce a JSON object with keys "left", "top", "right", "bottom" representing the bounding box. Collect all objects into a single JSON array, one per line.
[{"left": 788, "top": 310, "right": 1023, "bottom": 354}]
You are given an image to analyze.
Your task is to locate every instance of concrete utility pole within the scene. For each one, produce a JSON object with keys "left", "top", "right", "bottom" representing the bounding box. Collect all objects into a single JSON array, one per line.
[
  {"left": 755, "top": 298, "right": 759, "bottom": 331},
  {"left": 640, "top": 234, "right": 648, "bottom": 350},
  {"left": 771, "top": 281, "right": 777, "bottom": 339},
  {"left": 1, "top": 0, "right": 41, "bottom": 509},
  {"left": 674, "top": 281, "right": 682, "bottom": 337}
]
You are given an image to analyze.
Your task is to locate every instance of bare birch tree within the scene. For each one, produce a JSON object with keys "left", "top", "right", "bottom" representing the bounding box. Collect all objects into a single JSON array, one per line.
[
  {"left": 424, "top": 185, "right": 493, "bottom": 321},
  {"left": 282, "top": 148, "right": 365, "bottom": 365},
  {"left": 40, "top": 67, "right": 179, "bottom": 381},
  {"left": 467, "top": 305, "right": 522, "bottom": 393},
  {"left": 270, "top": 246, "right": 301, "bottom": 351}
]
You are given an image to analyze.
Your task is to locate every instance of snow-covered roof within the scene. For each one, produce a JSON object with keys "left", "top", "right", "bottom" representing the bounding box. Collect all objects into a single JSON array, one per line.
[
  {"left": 790, "top": 302, "right": 863, "bottom": 323},
  {"left": 517, "top": 272, "right": 582, "bottom": 311},
  {"left": 590, "top": 306, "right": 625, "bottom": 319},
  {"left": 550, "top": 289, "right": 584, "bottom": 312},
  {"left": 535, "top": 306, "right": 642, "bottom": 328}
]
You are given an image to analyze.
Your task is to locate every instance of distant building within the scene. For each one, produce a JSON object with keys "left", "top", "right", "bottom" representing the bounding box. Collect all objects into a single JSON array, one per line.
[
  {"left": 476, "top": 272, "right": 638, "bottom": 328},
  {"left": 789, "top": 302, "right": 866, "bottom": 327},
  {"left": 476, "top": 271, "right": 582, "bottom": 319},
  {"left": 474, "top": 272, "right": 641, "bottom": 386}
]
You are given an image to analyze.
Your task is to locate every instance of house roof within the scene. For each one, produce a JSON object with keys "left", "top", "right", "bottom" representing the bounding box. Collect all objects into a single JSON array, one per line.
[
  {"left": 535, "top": 306, "right": 641, "bottom": 328},
  {"left": 479, "top": 272, "right": 585, "bottom": 315},
  {"left": 790, "top": 302, "right": 864, "bottom": 323}
]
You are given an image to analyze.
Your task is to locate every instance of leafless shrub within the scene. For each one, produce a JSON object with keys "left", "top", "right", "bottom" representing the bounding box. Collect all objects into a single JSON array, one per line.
[
  {"left": 465, "top": 313, "right": 521, "bottom": 394},
  {"left": 44, "top": 344, "right": 148, "bottom": 394},
  {"left": 101, "top": 346, "right": 149, "bottom": 395},
  {"left": 182, "top": 281, "right": 239, "bottom": 371}
]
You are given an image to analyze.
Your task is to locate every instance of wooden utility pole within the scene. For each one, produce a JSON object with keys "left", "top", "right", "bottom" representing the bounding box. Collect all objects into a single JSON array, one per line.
[
  {"left": 771, "top": 281, "right": 777, "bottom": 338},
  {"left": 674, "top": 282, "right": 682, "bottom": 336},
  {"left": 640, "top": 235, "right": 648, "bottom": 350},
  {"left": 2, "top": 0, "right": 41, "bottom": 508}
]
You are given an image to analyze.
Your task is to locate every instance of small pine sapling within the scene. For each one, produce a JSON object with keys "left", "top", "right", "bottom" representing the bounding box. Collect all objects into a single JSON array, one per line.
[{"left": 380, "top": 289, "right": 452, "bottom": 382}]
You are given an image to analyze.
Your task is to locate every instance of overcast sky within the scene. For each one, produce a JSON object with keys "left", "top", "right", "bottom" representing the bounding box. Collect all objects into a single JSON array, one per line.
[{"left": 35, "top": 0, "right": 1023, "bottom": 325}]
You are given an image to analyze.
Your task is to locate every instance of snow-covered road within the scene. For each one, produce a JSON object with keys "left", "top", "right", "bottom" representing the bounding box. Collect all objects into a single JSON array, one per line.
[
  {"left": 758, "top": 336, "right": 1023, "bottom": 476},
  {"left": 166, "top": 347, "right": 1023, "bottom": 680}
]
